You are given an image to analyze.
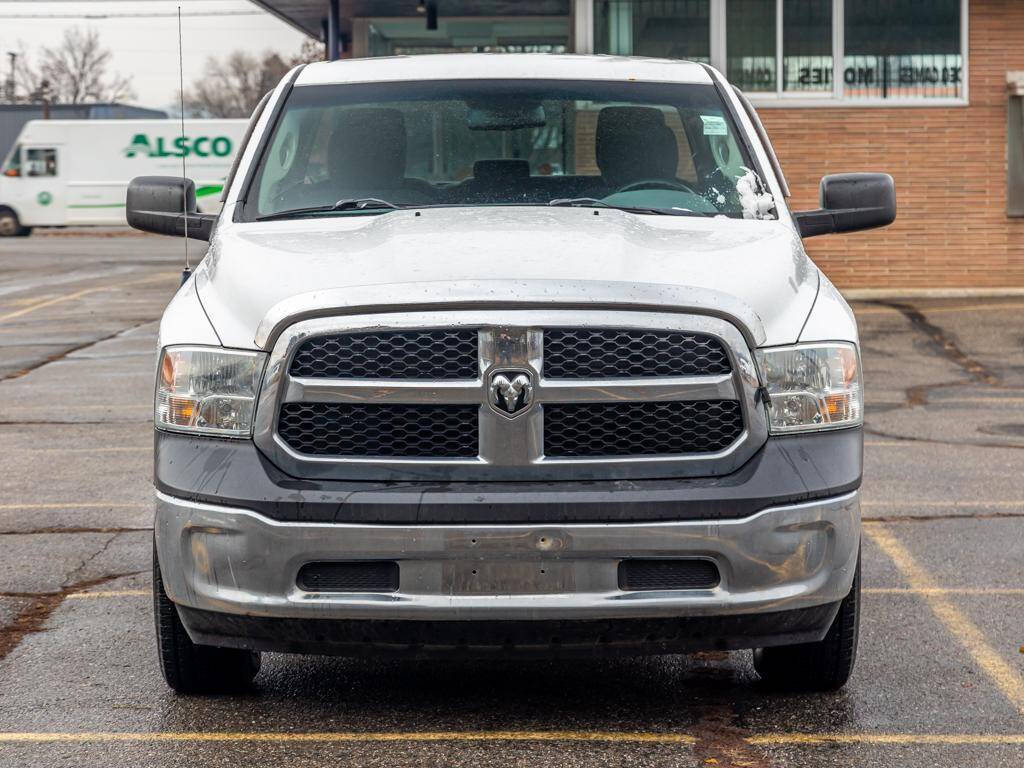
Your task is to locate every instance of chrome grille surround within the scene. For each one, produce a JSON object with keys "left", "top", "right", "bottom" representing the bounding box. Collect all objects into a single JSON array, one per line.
[{"left": 253, "top": 310, "right": 767, "bottom": 482}]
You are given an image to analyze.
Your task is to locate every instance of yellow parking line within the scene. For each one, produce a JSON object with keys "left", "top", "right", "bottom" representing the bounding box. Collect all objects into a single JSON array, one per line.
[
  {"left": 67, "top": 590, "right": 150, "bottom": 599},
  {"left": 0, "top": 271, "right": 176, "bottom": 323},
  {"left": 1, "top": 731, "right": 1023, "bottom": 746},
  {"left": 747, "top": 733, "right": 1024, "bottom": 745},
  {"left": 0, "top": 730, "right": 696, "bottom": 744},
  {"left": 864, "top": 523, "right": 1024, "bottom": 718},
  {"left": 0, "top": 287, "right": 102, "bottom": 322}
]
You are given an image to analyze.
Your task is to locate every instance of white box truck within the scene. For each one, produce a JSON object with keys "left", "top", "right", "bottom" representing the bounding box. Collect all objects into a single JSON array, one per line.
[{"left": 0, "top": 119, "right": 247, "bottom": 236}]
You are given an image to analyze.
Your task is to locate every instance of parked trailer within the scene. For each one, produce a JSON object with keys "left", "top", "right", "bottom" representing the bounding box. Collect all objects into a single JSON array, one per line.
[{"left": 0, "top": 119, "right": 247, "bottom": 236}]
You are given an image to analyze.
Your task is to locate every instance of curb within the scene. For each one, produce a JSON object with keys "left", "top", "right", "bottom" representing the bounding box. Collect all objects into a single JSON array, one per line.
[{"left": 843, "top": 288, "right": 1024, "bottom": 300}]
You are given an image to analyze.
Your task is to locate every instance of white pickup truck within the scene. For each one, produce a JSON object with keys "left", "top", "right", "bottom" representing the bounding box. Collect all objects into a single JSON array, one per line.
[{"left": 128, "top": 54, "right": 894, "bottom": 695}]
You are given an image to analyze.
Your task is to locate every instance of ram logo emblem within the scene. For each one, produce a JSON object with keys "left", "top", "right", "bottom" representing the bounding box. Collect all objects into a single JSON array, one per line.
[{"left": 488, "top": 370, "right": 534, "bottom": 417}]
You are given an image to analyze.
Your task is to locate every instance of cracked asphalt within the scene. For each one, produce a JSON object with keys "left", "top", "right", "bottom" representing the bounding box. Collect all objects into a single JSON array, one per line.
[{"left": 1, "top": 233, "right": 1022, "bottom": 767}]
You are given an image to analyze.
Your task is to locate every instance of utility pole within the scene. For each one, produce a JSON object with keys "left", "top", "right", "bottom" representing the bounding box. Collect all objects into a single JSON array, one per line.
[
  {"left": 40, "top": 79, "right": 51, "bottom": 119},
  {"left": 4, "top": 51, "right": 15, "bottom": 103}
]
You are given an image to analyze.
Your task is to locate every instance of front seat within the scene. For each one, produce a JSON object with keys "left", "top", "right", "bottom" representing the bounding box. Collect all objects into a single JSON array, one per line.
[
  {"left": 594, "top": 106, "right": 681, "bottom": 191},
  {"left": 323, "top": 107, "right": 436, "bottom": 204}
]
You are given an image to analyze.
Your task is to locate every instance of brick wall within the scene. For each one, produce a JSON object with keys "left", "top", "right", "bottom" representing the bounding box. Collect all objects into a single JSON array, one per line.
[{"left": 759, "top": 0, "right": 1024, "bottom": 290}]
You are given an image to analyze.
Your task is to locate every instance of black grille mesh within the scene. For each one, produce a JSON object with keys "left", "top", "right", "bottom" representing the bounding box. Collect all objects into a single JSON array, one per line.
[
  {"left": 543, "top": 400, "right": 743, "bottom": 457},
  {"left": 278, "top": 403, "right": 479, "bottom": 457},
  {"left": 297, "top": 561, "right": 399, "bottom": 592},
  {"left": 543, "top": 329, "right": 731, "bottom": 378},
  {"left": 290, "top": 330, "right": 478, "bottom": 379},
  {"left": 618, "top": 559, "right": 721, "bottom": 591}
]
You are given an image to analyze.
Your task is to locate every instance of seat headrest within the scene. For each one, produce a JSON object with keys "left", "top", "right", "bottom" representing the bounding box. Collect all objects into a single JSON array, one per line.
[
  {"left": 472, "top": 159, "right": 530, "bottom": 181},
  {"left": 328, "top": 108, "right": 407, "bottom": 188},
  {"left": 595, "top": 106, "right": 679, "bottom": 188}
]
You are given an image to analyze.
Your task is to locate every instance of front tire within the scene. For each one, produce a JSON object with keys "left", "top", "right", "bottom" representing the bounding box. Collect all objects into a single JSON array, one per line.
[
  {"left": 0, "top": 208, "right": 29, "bottom": 237},
  {"left": 153, "top": 543, "right": 261, "bottom": 694},
  {"left": 753, "top": 552, "right": 860, "bottom": 691}
]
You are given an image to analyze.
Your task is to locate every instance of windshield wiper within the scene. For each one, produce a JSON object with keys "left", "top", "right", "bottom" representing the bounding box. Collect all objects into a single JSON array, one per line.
[
  {"left": 547, "top": 197, "right": 697, "bottom": 216},
  {"left": 256, "top": 197, "right": 403, "bottom": 222}
]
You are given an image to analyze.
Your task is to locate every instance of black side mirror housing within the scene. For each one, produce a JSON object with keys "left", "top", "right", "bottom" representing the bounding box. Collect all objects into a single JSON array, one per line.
[
  {"left": 126, "top": 176, "right": 216, "bottom": 241},
  {"left": 794, "top": 173, "right": 896, "bottom": 238}
]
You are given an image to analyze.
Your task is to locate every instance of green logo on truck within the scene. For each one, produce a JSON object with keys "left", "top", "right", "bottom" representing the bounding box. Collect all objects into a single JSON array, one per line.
[
  {"left": 123, "top": 134, "right": 233, "bottom": 159},
  {"left": 37, "top": 191, "right": 52, "bottom": 206}
]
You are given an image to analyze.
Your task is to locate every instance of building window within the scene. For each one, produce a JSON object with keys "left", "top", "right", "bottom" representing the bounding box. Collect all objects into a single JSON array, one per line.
[
  {"left": 594, "top": 0, "right": 710, "bottom": 62},
  {"left": 588, "top": 0, "right": 968, "bottom": 105},
  {"left": 843, "top": 0, "right": 962, "bottom": 100},
  {"left": 726, "top": 0, "right": 776, "bottom": 92},
  {"left": 783, "top": 0, "right": 832, "bottom": 93}
]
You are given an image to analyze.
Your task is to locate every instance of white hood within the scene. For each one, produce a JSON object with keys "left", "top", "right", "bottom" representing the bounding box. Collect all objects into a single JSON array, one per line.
[{"left": 196, "top": 206, "right": 818, "bottom": 350}]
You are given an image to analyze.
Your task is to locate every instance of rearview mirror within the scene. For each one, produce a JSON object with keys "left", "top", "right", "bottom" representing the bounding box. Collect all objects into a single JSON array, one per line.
[
  {"left": 794, "top": 173, "right": 896, "bottom": 238},
  {"left": 466, "top": 101, "right": 546, "bottom": 131},
  {"left": 126, "top": 176, "right": 216, "bottom": 241}
]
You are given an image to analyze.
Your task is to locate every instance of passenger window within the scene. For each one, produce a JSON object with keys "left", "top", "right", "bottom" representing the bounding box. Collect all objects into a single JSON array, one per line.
[{"left": 25, "top": 148, "right": 58, "bottom": 177}]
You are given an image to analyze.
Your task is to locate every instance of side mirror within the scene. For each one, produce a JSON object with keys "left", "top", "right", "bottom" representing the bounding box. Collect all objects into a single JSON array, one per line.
[
  {"left": 794, "top": 173, "right": 896, "bottom": 238},
  {"left": 126, "top": 176, "right": 216, "bottom": 241}
]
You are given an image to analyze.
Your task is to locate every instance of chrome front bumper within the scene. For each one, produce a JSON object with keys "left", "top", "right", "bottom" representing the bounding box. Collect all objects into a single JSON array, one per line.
[{"left": 155, "top": 489, "right": 860, "bottom": 623}]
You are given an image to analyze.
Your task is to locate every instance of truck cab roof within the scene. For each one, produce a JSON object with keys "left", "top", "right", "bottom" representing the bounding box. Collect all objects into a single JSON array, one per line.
[{"left": 295, "top": 53, "right": 713, "bottom": 87}]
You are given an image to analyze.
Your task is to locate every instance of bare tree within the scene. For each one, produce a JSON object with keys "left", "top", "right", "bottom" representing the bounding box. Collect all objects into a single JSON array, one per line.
[
  {"left": 15, "top": 27, "right": 135, "bottom": 104},
  {"left": 181, "top": 40, "right": 324, "bottom": 118}
]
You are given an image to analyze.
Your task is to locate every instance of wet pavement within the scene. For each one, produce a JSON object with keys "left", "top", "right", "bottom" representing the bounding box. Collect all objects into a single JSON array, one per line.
[{"left": 0, "top": 233, "right": 1022, "bottom": 767}]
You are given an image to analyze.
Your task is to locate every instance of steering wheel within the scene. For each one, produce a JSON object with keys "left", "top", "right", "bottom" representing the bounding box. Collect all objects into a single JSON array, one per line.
[{"left": 614, "top": 178, "right": 698, "bottom": 195}]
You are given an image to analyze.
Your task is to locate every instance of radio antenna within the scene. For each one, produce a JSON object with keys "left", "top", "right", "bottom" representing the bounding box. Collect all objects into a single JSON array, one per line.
[{"left": 177, "top": 5, "right": 190, "bottom": 284}]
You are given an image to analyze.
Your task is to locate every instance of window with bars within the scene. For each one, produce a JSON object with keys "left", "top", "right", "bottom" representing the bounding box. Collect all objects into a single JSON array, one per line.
[{"left": 590, "top": 0, "right": 967, "bottom": 105}]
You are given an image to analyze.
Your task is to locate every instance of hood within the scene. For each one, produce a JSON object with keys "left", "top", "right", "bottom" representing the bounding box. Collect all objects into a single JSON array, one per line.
[{"left": 197, "top": 206, "right": 818, "bottom": 350}]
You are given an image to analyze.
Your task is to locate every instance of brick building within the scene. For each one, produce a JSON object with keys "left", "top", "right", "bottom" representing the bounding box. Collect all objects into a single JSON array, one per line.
[{"left": 256, "top": 0, "right": 1022, "bottom": 291}]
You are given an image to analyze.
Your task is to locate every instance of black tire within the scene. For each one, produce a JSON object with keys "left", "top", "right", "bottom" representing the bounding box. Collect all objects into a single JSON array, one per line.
[
  {"left": 753, "top": 551, "right": 860, "bottom": 692},
  {"left": 0, "top": 208, "right": 26, "bottom": 237},
  {"left": 153, "top": 542, "right": 261, "bottom": 694}
]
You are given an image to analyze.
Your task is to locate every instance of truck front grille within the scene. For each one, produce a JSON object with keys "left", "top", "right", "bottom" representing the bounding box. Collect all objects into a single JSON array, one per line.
[
  {"left": 290, "top": 329, "right": 478, "bottom": 379},
  {"left": 543, "top": 400, "right": 743, "bottom": 457},
  {"left": 278, "top": 403, "right": 479, "bottom": 457},
  {"left": 543, "top": 329, "right": 731, "bottom": 378},
  {"left": 262, "top": 313, "right": 761, "bottom": 480}
]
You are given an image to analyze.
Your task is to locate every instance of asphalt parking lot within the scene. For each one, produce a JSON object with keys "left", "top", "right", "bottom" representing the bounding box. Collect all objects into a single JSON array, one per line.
[{"left": 0, "top": 232, "right": 1022, "bottom": 767}]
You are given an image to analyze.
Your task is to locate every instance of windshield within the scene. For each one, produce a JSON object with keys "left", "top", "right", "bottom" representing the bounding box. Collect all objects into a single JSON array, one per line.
[{"left": 246, "top": 78, "right": 774, "bottom": 221}]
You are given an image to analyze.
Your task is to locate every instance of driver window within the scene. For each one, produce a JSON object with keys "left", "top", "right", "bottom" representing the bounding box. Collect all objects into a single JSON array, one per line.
[
  {"left": 25, "top": 148, "right": 57, "bottom": 177},
  {"left": 1, "top": 145, "right": 21, "bottom": 177}
]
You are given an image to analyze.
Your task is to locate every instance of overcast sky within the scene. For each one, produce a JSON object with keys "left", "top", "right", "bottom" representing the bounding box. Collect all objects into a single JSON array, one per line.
[{"left": 0, "top": 1, "right": 310, "bottom": 110}]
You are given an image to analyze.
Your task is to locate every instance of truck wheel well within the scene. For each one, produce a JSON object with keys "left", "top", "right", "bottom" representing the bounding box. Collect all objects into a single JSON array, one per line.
[{"left": 0, "top": 206, "right": 31, "bottom": 237}]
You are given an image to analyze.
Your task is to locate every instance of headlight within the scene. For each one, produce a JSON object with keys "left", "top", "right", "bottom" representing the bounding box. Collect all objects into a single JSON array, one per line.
[
  {"left": 755, "top": 343, "right": 862, "bottom": 434},
  {"left": 155, "top": 346, "right": 266, "bottom": 437}
]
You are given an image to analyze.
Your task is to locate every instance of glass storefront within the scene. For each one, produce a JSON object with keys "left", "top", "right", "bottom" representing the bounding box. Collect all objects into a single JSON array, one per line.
[
  {"left": 782, "top": 0, "right": 832, "bottom": 93},
  {"left": 726, "top": 0, "right": 776, "bottom": 92},
  {"left": 844, "top": 0, "right": 962, "bottom": 100},
  {"left": 594, "top": 0, "right": 710, "bottom": 62},
  {"left": 346, "top": 0, "right": 966, "bottom": 105},
  {"left": 591, "top": 0, "right": 966, "bottom": 103}
]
